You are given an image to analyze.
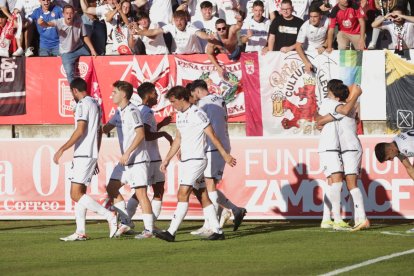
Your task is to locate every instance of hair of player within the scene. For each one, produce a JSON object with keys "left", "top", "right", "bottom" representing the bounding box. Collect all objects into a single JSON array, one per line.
[
  {"left": 200, "top": 1, "right": 213, "bottom": 9},
  {"left": 70, "top": 78, "right": 87, "bottom": 92},
  {"left": 113, "top": 80, "right": 134, "bottom": 100},
  {"left": 137, "top": 82, "right": 156, "bottom": 99},
  {"left": 327, "top": 79, "right": 343, "bottom": 93},
  {"left": 374, "top": 143, "right": 387, "bottom": 163},
  {"left": 189, "top": 79, "right": 208, "bottom": 92},
  {"left": 136, "top": 10, "right": 150, "bottom": 21},
  {"left": 332, "top": 84, "right": 349, "bottom": 102},
  {"left": 166, "top": 86, "right": 190, "bottom": 101}
]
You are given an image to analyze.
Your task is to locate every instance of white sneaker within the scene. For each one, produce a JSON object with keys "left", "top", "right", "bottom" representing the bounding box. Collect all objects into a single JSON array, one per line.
[
  {"left": 25, "top": 47, "right": 34, "bottom": 57},
  {"left": 114, "top": 224, "right": 131, "bottom": 238},
  {"left": 60, "top": 233, "right": 87, "bottom": 242},
  {"left": 219, "top": 209, "right": 232, "bottom": 228},
  {"left": 12, "top": 47, "right": 24, "bottom": 56},
  {"left": 135, "top": 230, "right": 154, "bottom": 239},
  {"left": 108, "top": 215, "right": 118, "bottom": 238},
  {"left": 190, "top": 226, "right": 213, "bottom": 237}
]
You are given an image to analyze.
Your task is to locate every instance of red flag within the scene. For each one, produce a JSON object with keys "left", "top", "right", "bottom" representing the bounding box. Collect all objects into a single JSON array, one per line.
[{"left": 85, "top": 58, "right": 106, "bottom": 123}]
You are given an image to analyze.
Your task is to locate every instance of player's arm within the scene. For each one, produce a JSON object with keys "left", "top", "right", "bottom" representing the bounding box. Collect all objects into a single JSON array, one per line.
[
  {"left": 398, "top": 154, "right": 414, "bottom": 180},
  {"left": 80, "top": 0, "right": 96, "bottom": 15},
  {"left": 144, "top": 124, "right": 173, "bottom": 144},
  {"left": 316, "top": 113, "right": 335, "bottom": 128},
  {"left": 263, "top": 33, "right": 275, "bottom": 54},
  {"left": 157, "top": 115, "right": 172, "bottom": 130},
  {"left": 335, "top": 84, "right": 362, "bottom": 115},
  {"left": 136, "top": 27, "right": 163, "bottom": 37},
  {"left": 326, "top": 27, "right": 335, "bottom": 53},
  {"left": 357, "top": 17, "right": 366, "bottom": 50},
  {"left": 204, "top": 125, "right": 236, "bottom": 167},
  {"left": 38, "top": 18, "right": 56, "bottom": 27},
  {"left": 207, "top": 42, "right": 225, "bottom": 78},
  {"left": 120, "top": 126, "right": 145, "bottom": 166},
  {"left": 160, "top": 131, "right": 181, "bottom": 173},
  {"left": 295, "top": 41, "right": 314, "bottom": 73},
  {"left": 53, "top": 121, "right": 87, "bottom": 164}
]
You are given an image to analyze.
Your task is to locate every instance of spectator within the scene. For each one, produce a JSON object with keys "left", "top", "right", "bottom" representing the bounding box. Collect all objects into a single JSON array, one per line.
[
  {"left": 136, "top": 10, "right": 212, "bottom": 54},
  {"left": 326, "top": 0, "right": 366, "bottom": 52},
  {"left": 0, "top": 9, "right": 17, "bottom": 57},
  {"left": 0, "top": 0, "right": 12, "bottom": 20},
  {"left": 206, "top": 17, "right": 243, "bottom": 77},
  {"left": 149, "top": 0, "right": 173, "bottom": 26},
  {"left": 186, "top": 0, "right": 218, "bottom": 17},
  {"left": 367, "top": 0, "right": 397, "bottom": 49},
  {"left": 295, "top": 6, "right": 329, "bottom": 73},
  {"left": 191, "top": 0, "right": 219, "bottom": 52},
  {"left": 38, "top": 5, "right": 96, "bottom": 83},
  {"left": 128, "top": 10, "right": 169, "bottom": 54},
  {"left": 217, "top": 0, "right": 241, "bottom": 25},
  {"left": 264, "top": 0, "right": 304, "bottom": 53},
  {"left": 30, "top": 0, "right": 63, "bottom": 56},
  {"left": 372, "top": 6, "right": 414, "bottom": 57},
  {"left": 291, "top": 0, "right": 313, "bottom": 20},
  {"left": 13, "top": 0, "right": 41, "bottom": 56},
  {"left": 240, "top": 0, "right": 271, "bottom": 52},
  {"left": 240, "top": 0, "right": 278, "bottom": 20},
  {"left": 81, "top": 0, "right": 106, "bottom": 55}
]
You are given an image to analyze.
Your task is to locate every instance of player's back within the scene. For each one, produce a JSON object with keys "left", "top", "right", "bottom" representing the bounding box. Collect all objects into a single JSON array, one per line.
[
  {"left": 198, "top": 94, "right": 230, "bottom": 152},
  {"left": 318, "top": 98, "right": 343, "bottom": 152},
  {"left": 138, "top": 104, "right": 161, "bottom": 161},
  {"left": 74, "top": 96, "right": 101, "bottom": 158},
  {"left": 337, "top": 107, "right": 362, "bottom": 151}
]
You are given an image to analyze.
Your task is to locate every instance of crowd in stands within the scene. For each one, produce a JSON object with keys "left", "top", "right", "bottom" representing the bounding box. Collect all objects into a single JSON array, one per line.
[{"left": 0, "top": 0, "right": 414, "bottom": 65}]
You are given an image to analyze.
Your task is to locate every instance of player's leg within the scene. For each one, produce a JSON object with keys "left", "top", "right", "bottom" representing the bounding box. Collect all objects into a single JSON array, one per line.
[
  {"left": 199, "top": 186, "right": 225, "bottom": 240},
  {"left": 320, "top": 177, "right": 334, "bottom": 229},
  {"left": 150, "top": 161, "right": 166, "bottom": 222}
]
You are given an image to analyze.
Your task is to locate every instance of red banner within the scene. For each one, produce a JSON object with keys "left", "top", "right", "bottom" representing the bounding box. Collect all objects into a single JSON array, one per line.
[
  {"left": 0, "top": 54, "right": 245, "bottom": 125},
  {"left": 1, "top": 137, "right": 413, "bottom": 219}
]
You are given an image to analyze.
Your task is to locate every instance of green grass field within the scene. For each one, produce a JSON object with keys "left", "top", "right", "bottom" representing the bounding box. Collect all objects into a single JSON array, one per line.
[{"left": 0, "top": 220, "right": 413, "bottom": 275}]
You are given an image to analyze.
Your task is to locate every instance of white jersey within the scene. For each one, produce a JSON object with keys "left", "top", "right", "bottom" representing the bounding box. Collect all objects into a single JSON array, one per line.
[
  {"left": 241, "top": 16, "right": 271, "bottom": 52},
  {"left": 318, "top": 98, "right": 344, "bottom": 152},
  {"left": 138, "top": 104, "right": 162, "bottom": 161},
  {"left": 394, "top": 131, "right": 414, "bottom": 157},
  {"left": 191, "top": 15, "right": 219, "bottom": 52},
  {"left": 337, "top": 106, "right": 362, "bottom": 152},
  {"left": 241, "top": 0, "right": 278, "bottom": 19},
  {"left": 138, "top": 22, "right": 169, "bottom": 55},
  {"left": 162, "top": 23, "right": 202, "bottom": 54},
  {"left": 176, "top": 104, "right": 210, "bottom": 161},
  {"left": 108, "top": 109, "right": 124, "bottom": 154},
  {"left": 198, "top": 94, "right": 230, "bottom": 152},
  {"left": 296, "top": 16, "right": 329, "bottom": 51},
  {"left": 120, "top": 103, "right": 149, "bottom": 165},
  {"left": 149, "top": 0, "right": 172, "bottom": 26},
  {"left": 73, "top": 96, "right": 101, "bottom": 158}
]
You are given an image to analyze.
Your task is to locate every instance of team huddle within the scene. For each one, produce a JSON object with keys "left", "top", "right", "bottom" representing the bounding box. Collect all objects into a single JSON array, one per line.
[
  {"left": 54, "top": 78, "right": 246, "bottom": 242},
  {"left": 53, "top": 76, "right": 414, "bottom": 242}
]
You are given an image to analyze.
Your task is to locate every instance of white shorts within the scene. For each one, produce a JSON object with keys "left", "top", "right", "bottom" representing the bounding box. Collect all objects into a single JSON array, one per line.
[
  {"left": 342, "top": 150, "right": 362, "bottom": 176},
  {"left": 204, "top": 150, "right": 225, "bottom": 180},
  {"left": 178, "top": 159, "right": 207, "bottom": 188},
  {"left": 148, "top": 161, "right": 165, "bottom": 185},
  {"left": 68, "top": 157, "right": 97, "bottom": 185},
  {"left": 319, "top": 151, "right": 343, "bottom": 178},
  {"left": 124, "top": 161, "right": 150, "bottom": 188},
  {"left": 109, "top": 164, "right": 127, "bottom": 183}
]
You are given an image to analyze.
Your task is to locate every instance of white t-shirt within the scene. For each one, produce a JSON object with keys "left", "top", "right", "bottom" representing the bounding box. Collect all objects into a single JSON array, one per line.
[
  {"left": 73, "top": 96, "right": 101, "bottom": 159},
  {"left": 95, "top": 4, "right": 118, "bottom": 45},
  {"left": 240, "top": 0, "right": 278, "bottom": 19},
  {"left": 296, "top": 16, "right": 329, "bottom": 50},
  {"left": 138, "top": 104, "right": 162, "bottom": 161},
  {"left": 138, "top": 22, "right": 169, "bottom": 55},
  {"left": 54, "top": 16, "right": 87, "bottom": 54},
  {"left": 191, "top": 15, "right": 219, "bottom": 52},
  {"left": 337, "top": 105, "right": 362, "bottom": 152},
  {"left": 188, "top": 0, "right": 218, "bottom": 17},
  {"left": 162, "top": 23, "right": 202, "bottom": 54},
  {"left": 14, "top": 0, "right": 40, "bottom": 19},
  {"left": 120, "top": 103, "right": 149, "bottom": 165},
  {"left": 176, "top": 104, "right": 210, "bottom": 161},
  {"left": 108, "top": 109, "right": 124, "bottom": 154},
  {"left": 241, "top": 16, "right": 271, "bottom": 52},
  {"left": 149, "top": 0, "right": 172, "bottom": 26},
  {"left": 394, "top": 131, "right": 414, "bottom": 157},
  {"left": 379, "top": 21, "right": 414, "bottom": 49},
  {"left": 198, "top": 94, "right": 231, "bottom": 152},
  {"left": 318, "top": 98, "right": 344, "bottom": 152},
  {"left": 291, "top": 0, "right": 312, "bottom": 20}
]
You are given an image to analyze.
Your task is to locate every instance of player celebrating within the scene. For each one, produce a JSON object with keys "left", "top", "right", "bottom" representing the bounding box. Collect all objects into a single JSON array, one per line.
[
  {"left": 188, "top": 80, "right": 246, "bottom": 236},
  {"left": 54, "top": 78, "right": 118, "bottom": 241},
  {"left": 375, "top": 131, "right": 414, "bottom": 233},
  {"left": 154, "top": 86, "right": 236, "bottom": 242},
  {"left": 108, "top": 80, "right": 154, "bottom": 239}
]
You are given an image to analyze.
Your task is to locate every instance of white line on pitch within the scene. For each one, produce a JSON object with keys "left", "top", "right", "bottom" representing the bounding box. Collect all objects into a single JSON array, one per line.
[{"left": 319, "top": 248, "right": 414, "bottom": 276}]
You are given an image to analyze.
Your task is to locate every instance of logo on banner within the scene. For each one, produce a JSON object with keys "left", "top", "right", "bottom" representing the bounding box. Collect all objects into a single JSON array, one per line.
[
  {"left": 0, "top": 161, "right": 15, "bottom": 195},
  {"left": 244, "top": 60, "right": 255, "bottom": 75},
  {"left": 58, "top": 62, "right": 89, "bottom": 118},
  {"left": 397, "top": 110, "right": 413, "bottom": 129}
]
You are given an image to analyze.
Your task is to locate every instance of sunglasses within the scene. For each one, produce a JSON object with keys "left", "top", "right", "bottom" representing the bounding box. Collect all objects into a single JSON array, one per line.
[{"left": 217, "top": 27, "right": 227, "bottom": 31}]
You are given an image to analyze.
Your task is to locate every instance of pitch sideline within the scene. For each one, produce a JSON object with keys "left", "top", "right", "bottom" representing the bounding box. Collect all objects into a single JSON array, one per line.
[{"left": 319, "top": 248, "right": 414, "bottom": 276}]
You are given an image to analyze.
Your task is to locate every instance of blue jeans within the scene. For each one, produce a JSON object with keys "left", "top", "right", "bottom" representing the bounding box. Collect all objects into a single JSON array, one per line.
[
  {"left": 39, "top": 46, "right": 60, "bottom": 57},
  {"left": 61, "top": 45, "right": 90, "bottom": 84}
]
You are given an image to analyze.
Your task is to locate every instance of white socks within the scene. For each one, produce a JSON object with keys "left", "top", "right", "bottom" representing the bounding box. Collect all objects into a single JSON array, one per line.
[
  {"left": 142, "top": 213, "right": 154, "bottom": 232},
  {"left": 204, "top": 204, "right": 222, "bottom": 234},
  {"left": 322, "top": 184, "right": 332, "bottom": 221},
  {"left": 167, "top": 202, "right": 188, "bottom": 236},
  {"left": 151, "top": 200, "right": 162, "bottom": 220},
  {"left": 330, "top": 182, "right": 343, "bottom": 223},
  {"left": 208, "top": 191, "right": 219, "bottom": 212},
  {"left": 75, "top": 203, "right": 87, "bottom": 235},
  {"left": 126, "top": 197, "right": 139, "bottom": 219},
  {"left": 350, "top": 188, "right": 367, "bottom": 222},
  {"left": 78, "top": 194, "right": 112, "bottom": 221}
]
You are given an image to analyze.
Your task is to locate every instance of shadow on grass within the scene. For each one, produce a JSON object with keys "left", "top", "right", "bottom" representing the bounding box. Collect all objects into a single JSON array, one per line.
[{"left": 0, "top": 221, "right": 100, "bottom": 231}]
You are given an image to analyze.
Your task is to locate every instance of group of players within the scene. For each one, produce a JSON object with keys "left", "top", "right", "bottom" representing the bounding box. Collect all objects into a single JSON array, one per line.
[
  {"left": 54, "top": 77, "right": 246, "bottom": 242},
  {"left": 53, "top": 75, "right": 414, "bottom": 242}
]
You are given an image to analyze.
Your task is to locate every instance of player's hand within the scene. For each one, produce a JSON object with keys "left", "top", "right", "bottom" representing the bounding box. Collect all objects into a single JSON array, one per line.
[
  {"left": 224, "top": 154, "right": 237, "bottom": 167},
  {"left": 53, "top": 149, "right": 63, "bottom": 164},
  {"left": 160, "top": 160, "right": 169, "bottom": 173},
  {"left": 119, "top": 153, "right": 130, "bottom": 166},
  {"left": 247, "top": 29, "right": 253, "bottom": 38},
  {"left": 325, "top": 47, "right": 333, "bottom": 54},
  {"left": 38, "top": 17, "right": 44, "bottom": 26},
  {"left": 159, "top": 115, "right": 172, "bottom": 128},
  {"left": 93, "top": 164, "right": 100, "bottom": 175},
  {"left": 357, "top": 38, "right": 365, "bottom": 50},
  {"left": 304, "top": 62, "right": 313, "bottom": 74},
  {"left": 280, "top": 47, "right": 290, "bottom": 53},
  {"left": 317, "top": 46, "right": 326, "bottom": 55}
]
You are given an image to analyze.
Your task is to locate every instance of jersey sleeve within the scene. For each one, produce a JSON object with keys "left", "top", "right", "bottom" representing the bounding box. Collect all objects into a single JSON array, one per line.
[
  {"left": 296, "top": 23, "right": 307, "bottom": 43},
  {"left": 195, "top": 109, "right": 210, "bottom": 129},
  {"left": 130, "top": 108, "right": 144, "bottom": 129},
  {"left": 161, "top": 24, "right": 174, "bottom": 34},
  {"left": 75, "top": 101, "right": 89, "bottom": 122}
]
